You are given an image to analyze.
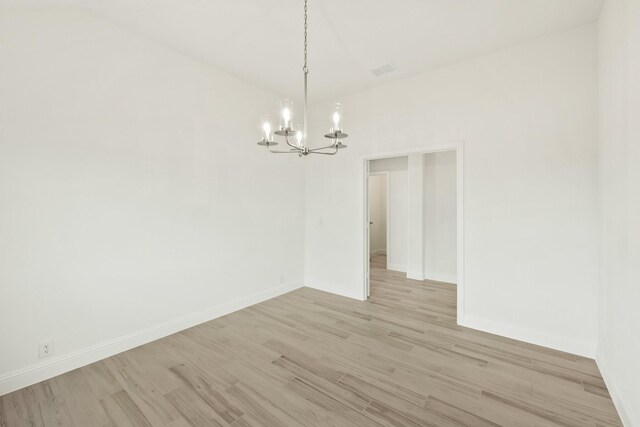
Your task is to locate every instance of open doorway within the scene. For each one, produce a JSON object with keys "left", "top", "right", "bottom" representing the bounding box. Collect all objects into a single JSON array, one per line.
[
  {"left": 363, "top": 146, "right": 463, "bottom": 322},
  {"left": 368, "top": 172, "right": 389, "bottom": 269}
]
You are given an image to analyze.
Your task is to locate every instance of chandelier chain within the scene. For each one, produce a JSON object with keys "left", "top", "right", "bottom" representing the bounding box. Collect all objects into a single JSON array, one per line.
[{"left": 303, "top": 0, "right": 308, "bottom": 74}]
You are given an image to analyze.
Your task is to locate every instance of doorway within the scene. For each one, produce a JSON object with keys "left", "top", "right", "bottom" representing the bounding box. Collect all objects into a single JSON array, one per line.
[
  {"left": 362, "top": 145, "right": 464, "bottom": 323},
  {"left": 368, "top": 172, "right": 389, "bottom": 269}
]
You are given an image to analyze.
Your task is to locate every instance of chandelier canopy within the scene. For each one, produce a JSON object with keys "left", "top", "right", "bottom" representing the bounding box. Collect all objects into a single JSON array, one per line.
[{"left": 257, "top": 0, "right": 348, "bottom": 157}]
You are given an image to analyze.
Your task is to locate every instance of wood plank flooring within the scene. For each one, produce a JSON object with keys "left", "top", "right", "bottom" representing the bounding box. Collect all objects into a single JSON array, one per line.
[{"left": 1, "top": 255, "right": 622, "bottom": 426}]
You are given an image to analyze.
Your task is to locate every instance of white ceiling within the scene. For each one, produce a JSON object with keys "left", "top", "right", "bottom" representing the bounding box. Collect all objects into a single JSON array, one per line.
[{"left": 1, "top": 0, "right": 603, "bottom": 103}]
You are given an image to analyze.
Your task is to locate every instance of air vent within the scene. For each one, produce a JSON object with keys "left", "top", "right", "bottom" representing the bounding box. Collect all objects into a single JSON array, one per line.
[{"left": 371, "top": 63, "right": 397, "bottom": 77}]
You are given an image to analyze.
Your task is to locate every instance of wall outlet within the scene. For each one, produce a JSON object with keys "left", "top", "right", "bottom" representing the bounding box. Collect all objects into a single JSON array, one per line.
[
  {"left": 39, "top": 340, "right": 54, "bottom": 359},
  {"left": 280, "top": 274, "right": 285, "bottom": 284}
]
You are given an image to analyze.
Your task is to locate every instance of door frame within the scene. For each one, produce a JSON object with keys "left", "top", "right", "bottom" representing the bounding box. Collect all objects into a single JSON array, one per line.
[
  {"left": 361, "top": 142, "right": 464, "bottom": 322},
  {"left": 366, "top": 171, "right": 390, "bottom": 297}
]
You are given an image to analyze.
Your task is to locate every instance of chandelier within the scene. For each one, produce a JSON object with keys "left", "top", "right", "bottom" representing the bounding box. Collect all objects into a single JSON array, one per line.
[{"left": 257, "top": 0, "right": 348, "bottom": 156}]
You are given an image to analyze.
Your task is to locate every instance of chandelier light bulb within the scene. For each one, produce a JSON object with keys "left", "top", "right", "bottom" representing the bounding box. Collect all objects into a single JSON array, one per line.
[
  {"left": 263, "top": 121, "right": 271, "bottom": 141},
  {"left": 330, "top": 103, "right": 343, "bottom": 134},
  {"left": 283, "top": 108, "right": 291, "bottom": 127},
  {"left": 296, "top": 129, "right": 303, "bottom": 147},
  {"left": 257, "top": 114, "right": 277, "bottom": 146},
  {"left": 279, "top": 99, "right": 294, "bottom": 130}
]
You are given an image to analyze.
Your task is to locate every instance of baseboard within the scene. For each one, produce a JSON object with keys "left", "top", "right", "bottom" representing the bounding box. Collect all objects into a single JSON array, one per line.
[
  {"left": 597, "top": 349, "right": 638, "bottom": 427},
  {"left": 304, "top": 279, "right": 365, "bottom": 301},
  {"left": 0, "top": 281, "right": 303, "bottom": 397},
  {"left": 424, "top": 272, "right": 457, "bottom": 284},
  {"left": 386, "top": 263, "right": 406, "bottom": 273},
  {"left": 459, "top": 314, "right": 596, "bottom": 358},
  {"left": 406, "top": 270, "right": 424, "bottom": 281},
  {"left": 387, "top": 269, "right": 455, "bottom": 284}
]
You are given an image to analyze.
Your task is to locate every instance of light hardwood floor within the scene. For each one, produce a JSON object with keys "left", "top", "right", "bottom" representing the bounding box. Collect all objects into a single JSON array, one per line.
[{"left": 1, "top": 255, "right": 622, "bottom": 426}]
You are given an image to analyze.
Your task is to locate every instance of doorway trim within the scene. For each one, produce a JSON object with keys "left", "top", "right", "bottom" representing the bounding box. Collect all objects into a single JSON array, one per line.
[
  {"left": 366, "top": 171, "right": 390, "bottom": 297},
  {"left": 361, "top": 141, "right": 464, "bottom": 322}
]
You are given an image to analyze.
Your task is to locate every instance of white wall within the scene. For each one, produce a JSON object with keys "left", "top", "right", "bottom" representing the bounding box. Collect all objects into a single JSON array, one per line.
[
  {"left": 370, "top": 157, "right": 407, "bottom": 271},
  {"left": 424, "top": 151, "right": 457, "bottom": 284},
  {"left": 597, "top": 1, "right": 640, "bottom": 425},
  {"left": 305, "top": 24, "right": 599, "bottom": 356},
  {"left": 368, "top": 174, "right": 387, "bottom": 256},
  {"left": 0, "top": 8, "right": 305, "bottom": 394}
]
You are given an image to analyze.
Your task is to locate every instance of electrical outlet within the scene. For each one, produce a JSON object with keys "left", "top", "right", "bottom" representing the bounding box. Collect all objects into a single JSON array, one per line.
[
  {"left": 280, "top": 274, "right": 285, "bottom": 284},
  {"left": 39, "top": 340, "right": 54, "bottom": 359}
]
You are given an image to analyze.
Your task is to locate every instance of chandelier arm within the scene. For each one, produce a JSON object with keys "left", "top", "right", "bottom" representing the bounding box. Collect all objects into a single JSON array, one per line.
[
  {"left": 310, "top": 148, "right": 339, "bottom": 156},
  {"left": 267, "top": 142, "right": 302, "bottom": 154},
  {"left": 308, "top": 141, "right": 339, "bottom": 152},
  {"left": 284, "top": 134, "right": 301, "bottom": 150},
  {"left": 267, "top": 149, "right": 301, "bottom": 154}
]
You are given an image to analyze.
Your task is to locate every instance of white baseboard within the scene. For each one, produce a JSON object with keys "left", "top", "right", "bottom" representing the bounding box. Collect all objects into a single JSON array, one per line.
[
  {"left": 424, "top": 272, "right": 457, "bottom": 284},
  {"left": 406, "top": 270, "right": 424, "bottom": 281},
  {"left": 386, "top": 268, "right": 455, "bottom": 284},
  {"left": 597, "top": 349, "right": 638, "bottom": 427},
  {"left": 0, "top": 281, "right": 303, "bottom": 397},
  {"left": 458, "top": 313, "right": 596, "bottom": 359},
  {"left": 305, "top": 279, "right": 365, "bottom": 301},
  {"left": 386, "top": 263, "right": 406, "bottom": 273}
]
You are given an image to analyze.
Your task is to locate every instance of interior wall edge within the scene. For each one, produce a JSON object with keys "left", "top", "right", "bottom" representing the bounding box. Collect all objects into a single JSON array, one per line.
[
  {"left": 0, "top": 281, "right": 303, "bottom": 397},
  {"left": 459, "top": 313, "right": 596, "bottom": 359},
  {"left": 596, "top": 349, "right": 638, "bottom": 427},
  {"left": 386, "top": 264, "right": 407, "bottom": 273},
  {"left": 304, "top": 282, "right": 366, "bottom": 302},
  {"left": 406, "top": 271, "right": 426, "bottom": 281},
  {"left": 423, "top": 273, "right": 457, "bottom": 285}
]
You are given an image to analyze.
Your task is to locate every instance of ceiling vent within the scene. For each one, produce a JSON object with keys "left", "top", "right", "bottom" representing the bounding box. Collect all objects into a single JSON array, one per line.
[{"left": 371, "top": 63, "right": 397, "bottom": 77}]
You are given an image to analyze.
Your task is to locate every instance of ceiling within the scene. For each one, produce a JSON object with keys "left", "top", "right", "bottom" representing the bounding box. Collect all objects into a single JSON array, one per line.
[{"left": 1, "top": 0, "right": 603, "bottom": 103}]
